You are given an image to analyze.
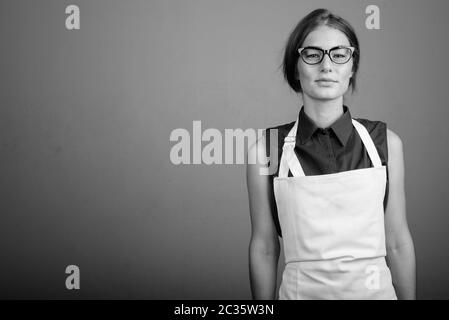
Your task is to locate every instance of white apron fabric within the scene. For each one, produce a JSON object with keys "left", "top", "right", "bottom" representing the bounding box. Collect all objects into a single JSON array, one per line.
[{"left": 273, "top": 116, "right": 397, "bottom": 300}]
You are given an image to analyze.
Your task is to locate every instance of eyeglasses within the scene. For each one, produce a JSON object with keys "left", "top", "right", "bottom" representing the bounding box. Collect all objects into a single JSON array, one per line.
[{"left": 298, "top": 46, "right": 355, "bottom": 65}]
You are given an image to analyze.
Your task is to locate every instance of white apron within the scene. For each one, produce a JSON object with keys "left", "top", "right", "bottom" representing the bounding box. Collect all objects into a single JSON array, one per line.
[{"left": 273, "top": 116, "right": 397, "bottom": 300}]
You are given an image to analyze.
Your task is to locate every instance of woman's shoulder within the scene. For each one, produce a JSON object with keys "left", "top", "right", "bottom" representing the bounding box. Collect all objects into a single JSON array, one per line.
[
  {"left": 264, "top": 120, "right": 296, "bottom": 148},
  {"left": 247, "top": 120, "right": 294, "bottom": 164},
  {"left": 266, "top": 120, "right": 296, "bottom": 136},
  {"left": 353, "top": 117, "right": 388, "bottom": 163},
  {"left": 353, "top": 117, "right": 389, "bottom": 144},
  {"left": 353, "top": 117, "right": 386, "bottom": 135}
]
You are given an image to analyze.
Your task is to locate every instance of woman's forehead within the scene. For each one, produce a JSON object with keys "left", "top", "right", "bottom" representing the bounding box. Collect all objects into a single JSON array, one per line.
[{"left": 302, "top": 25, "right": 350, "bottom": 48}]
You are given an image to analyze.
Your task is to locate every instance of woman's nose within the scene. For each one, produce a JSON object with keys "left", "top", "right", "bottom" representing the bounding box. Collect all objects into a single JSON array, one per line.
[{"left": 320, "top": 54, "right": 333, "bottom": 71}]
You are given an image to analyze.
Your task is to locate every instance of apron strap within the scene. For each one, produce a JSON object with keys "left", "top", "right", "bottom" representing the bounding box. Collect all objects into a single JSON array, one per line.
[
  {"left": 277, "top": 115, "right": 383, "bottom": 178},
  {"left": 351, "top": 119, "right": 382, "bottom": 168},
  {"left": 278, "top": 116, "right": 305, "bottom": 177}
]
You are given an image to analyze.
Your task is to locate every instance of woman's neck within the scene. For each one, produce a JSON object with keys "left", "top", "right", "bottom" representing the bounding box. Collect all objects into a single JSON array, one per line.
[{"left": 302, "top": 95, "right": 344, "bottom": 129}]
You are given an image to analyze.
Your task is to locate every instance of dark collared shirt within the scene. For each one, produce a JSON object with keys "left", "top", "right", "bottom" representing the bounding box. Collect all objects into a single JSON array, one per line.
[{"left": 265, "top": 105, "right": 389, "bottom": 237}]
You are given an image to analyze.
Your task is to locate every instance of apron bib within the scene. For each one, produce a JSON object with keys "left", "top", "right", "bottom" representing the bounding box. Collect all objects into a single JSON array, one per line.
[{"left": 273, "top": 116, "right": 397, "bottom": 300}]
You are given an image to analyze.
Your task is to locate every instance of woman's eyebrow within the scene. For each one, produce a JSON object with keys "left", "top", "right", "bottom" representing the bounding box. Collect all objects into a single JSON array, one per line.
[
  {"left": 303, "top": 45, "right": 349, "bottom": 49},
  {"left": 302, "top": 45, "right": 322, "bottom": 49}
]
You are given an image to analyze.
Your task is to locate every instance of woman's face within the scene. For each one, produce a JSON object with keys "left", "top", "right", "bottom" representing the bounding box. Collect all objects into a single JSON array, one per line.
[{"left": 298, "top": 25, "right": 354, "bottom": 101}]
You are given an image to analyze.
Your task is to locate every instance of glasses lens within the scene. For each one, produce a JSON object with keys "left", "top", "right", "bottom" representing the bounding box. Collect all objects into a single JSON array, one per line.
[
  {"left": 301, "top": 48, "right": 323, "bottom": 64},
  {"left": 330, "top": 47, "right": 352, "bottom": 64}
]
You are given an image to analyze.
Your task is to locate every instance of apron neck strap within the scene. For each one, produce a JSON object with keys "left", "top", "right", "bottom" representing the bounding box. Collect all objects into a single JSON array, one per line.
[
  {"left": 351, "top": 119, "right": 382, "bottom": 167},
  {"left": 278, "top": 115, "right": 304, "bottom": 177}
]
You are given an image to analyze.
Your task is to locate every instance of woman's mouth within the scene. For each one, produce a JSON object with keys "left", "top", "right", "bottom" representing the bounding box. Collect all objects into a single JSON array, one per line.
[{"left": 315, "top": 78, "right": 337, "bottom": 82}]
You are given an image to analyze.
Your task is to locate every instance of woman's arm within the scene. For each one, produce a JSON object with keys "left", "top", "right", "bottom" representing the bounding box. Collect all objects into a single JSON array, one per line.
[
  {"left": 384, "top": 128, "right": 417, "bottom": 299},
  {"left": 246, "top": 132, "right": 280, "bottom": 300}
]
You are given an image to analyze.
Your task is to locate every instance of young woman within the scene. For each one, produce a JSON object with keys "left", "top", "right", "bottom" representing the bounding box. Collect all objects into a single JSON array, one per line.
[{"left": 246, "top": 8, "right": 416, "bottom": 300}]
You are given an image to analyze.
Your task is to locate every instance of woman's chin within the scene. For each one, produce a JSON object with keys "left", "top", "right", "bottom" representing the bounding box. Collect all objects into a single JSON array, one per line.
[{"left": 310, "top": 90, "right": 342, "bottom": 101}]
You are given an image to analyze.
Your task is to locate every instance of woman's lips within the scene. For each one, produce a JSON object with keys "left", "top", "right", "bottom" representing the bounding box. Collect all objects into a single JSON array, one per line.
[{"left": 316, "top": 80, "right": 337, "bottom": 86}]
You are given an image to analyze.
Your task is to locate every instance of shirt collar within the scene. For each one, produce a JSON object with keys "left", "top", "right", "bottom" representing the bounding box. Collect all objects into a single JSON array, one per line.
[{"left": 296, "top": 105, "right": 353, "bottom": 147}]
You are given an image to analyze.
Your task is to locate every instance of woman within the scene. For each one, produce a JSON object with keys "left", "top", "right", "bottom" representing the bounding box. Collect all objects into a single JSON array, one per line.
[{"left": 246, "top": 8, "right": 416, "bottom": 300}]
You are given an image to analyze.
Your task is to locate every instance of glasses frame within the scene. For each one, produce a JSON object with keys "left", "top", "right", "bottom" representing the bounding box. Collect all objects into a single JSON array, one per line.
[{"left": 297, "top": 46, "right": 356, "bottom": 65}]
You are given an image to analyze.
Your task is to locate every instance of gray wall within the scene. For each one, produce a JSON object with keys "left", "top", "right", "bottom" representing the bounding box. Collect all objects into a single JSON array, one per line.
[{"left": 1, "top": 0, "right": 448, "bottom": 299}]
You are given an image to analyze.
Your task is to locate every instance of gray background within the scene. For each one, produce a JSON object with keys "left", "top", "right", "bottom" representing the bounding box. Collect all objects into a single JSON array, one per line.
[{"left": 1, "top": 0, "right": 448, "bottom": 299}]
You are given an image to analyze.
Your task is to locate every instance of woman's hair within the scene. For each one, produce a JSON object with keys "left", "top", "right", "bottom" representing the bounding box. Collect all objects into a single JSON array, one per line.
[{"left": 282, "top": 8, "right": 360, "bottom": 93}]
